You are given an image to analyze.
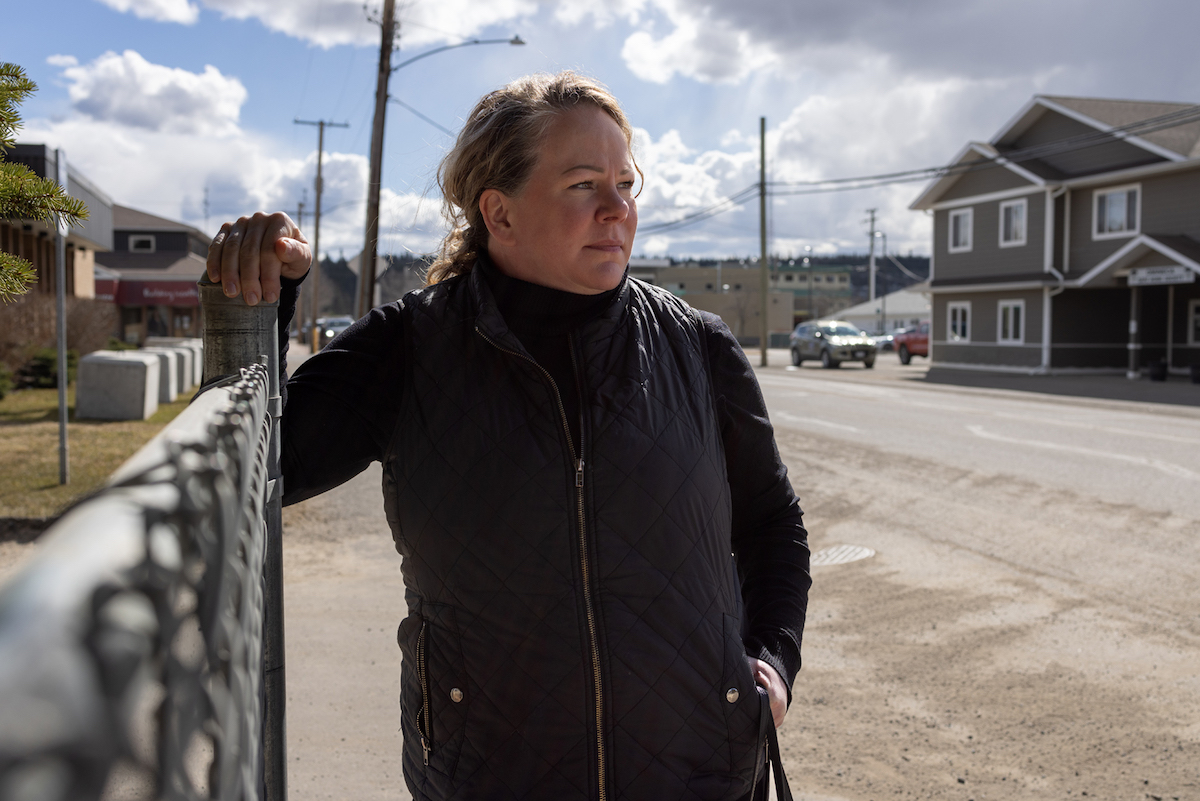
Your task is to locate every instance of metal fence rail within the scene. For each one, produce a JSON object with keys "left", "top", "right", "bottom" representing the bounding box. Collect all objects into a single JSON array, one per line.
[{"left": 0, "top": 281, "right": 285, "bottom": 801}]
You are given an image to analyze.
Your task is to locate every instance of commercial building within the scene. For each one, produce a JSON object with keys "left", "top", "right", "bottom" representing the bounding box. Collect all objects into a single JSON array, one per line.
[
  {"left": 911, "top": 95, "right": 1200, "bottom": 375},
  {"left": 0, "top": 144, "right": 112, "bottom": 299},
  {"left": 95, "top": 206, "right": 209, "bottom": 343}
]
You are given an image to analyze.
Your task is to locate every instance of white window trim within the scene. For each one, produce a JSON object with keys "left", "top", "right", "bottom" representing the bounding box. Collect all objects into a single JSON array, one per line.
[
  {"left": 997, "top": 299, "right": 1026, "bottom": 345},
  {"left": 1189, "top": 298, "right": 1200, "bottom": 346},
  {"left": 947, "top": 301, "right": 971, "bottom": 342},
  {"left": 998, "top": 198, "right": 1027, "bottom": 248},
  {"left": 1092, "top": 182, "right": 1141, "bottom": 241},
  {"left": 948, "top": 208, "right": 973, "bottom": 253},
  {"left": 129, "top": 234, "right": 156, "bottom": 253}
]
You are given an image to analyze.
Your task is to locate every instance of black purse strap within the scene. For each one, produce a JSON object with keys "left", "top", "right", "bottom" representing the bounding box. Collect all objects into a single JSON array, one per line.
[{"left": 755, "top": 688, "right": 794, "bottom": 801}]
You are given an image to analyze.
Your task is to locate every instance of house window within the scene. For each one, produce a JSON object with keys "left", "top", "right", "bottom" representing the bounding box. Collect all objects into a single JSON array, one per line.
[
  {"left": 948, "top": 301, "right": 971, "bottom": 342},
  {"left": 1093, "top": 184, "right": 1140, "bottom": 239},
  {"left": 999, "top": 199, "right": 1027, "bottom": 247},
  {"left": 997, "top": 300, "right": 1025, "bottom": 344},
  {"left": 948, "top": 208, "right": 973, "bottom": 253},
  {"left": 129, "top": 234, "right": 156, "bottom": 253},
  {"left": 784, "top": 274, "right": 793, "bottom": 282},
  {"left": 1189, "top": 299, "right": 1200, "bottom": 346}
]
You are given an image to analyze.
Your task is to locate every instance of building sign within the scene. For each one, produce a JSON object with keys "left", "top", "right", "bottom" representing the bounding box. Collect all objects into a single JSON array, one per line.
[
  {"left": 115, "top": 280, "right": 200, "bottom": 306},
  {"left": 94, "top": 278, "right": 117, "bottom": 302},
  {"left": 1128, "top": 265, "right": 1197, "bottom": 286}
]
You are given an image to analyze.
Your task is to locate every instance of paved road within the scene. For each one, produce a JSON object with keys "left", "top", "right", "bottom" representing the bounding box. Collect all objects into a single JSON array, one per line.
[{"left": 761, "top": 357, "right": 1200, "bottom": 519}]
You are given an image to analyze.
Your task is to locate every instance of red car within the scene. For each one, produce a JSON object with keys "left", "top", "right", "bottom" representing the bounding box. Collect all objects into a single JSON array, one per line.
[{"left": 893, "top": 321, "right": 929, "bottom": 365}]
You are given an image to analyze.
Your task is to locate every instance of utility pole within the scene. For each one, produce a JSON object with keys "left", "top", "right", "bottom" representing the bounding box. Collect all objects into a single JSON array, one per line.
[
  {"left": 54, "top": 149, "right": 69, "bottom": 485},
  {"left": 295, "top": 193, "right": 306, "bottom": 342},
  {"left": 866, "top": 207, "right": 878, "bottom": 302},
  {"left": 759, "top": 116, "right": 769, "bottom": 368},
  {"left": 358, "top": 0, "right": 397, "bottom": 318},
  {"left": 295, "top": 118, "right": 350, "bottom": 351}
]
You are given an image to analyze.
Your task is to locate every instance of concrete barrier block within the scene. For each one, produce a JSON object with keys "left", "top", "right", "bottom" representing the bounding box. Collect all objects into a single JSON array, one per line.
[
  {"left": 144, "top": 345, "right": 192, "bottom": 392},
  {"left": 139, "top": 347, "right": 180, "bottom": 403},
  {"left": 76, "top": 351, "right": 160, "bottom": 421},
  {"left": 145, "top": 337, "right": 203, "bottom": 385}
]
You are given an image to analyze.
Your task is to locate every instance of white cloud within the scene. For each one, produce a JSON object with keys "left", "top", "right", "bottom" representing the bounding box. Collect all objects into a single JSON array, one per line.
[
  {"left": 95, "top": 0, "right": 536, "bottom": 48},
  {"left": 96, "top": 0, "right": 199, "bottom": 24},
  {"left": 32, "top": 50, "right": 440, "bottom": 260},
  {"left": 46, "top": 55, "right": 79, "bottom": 68},
  {"left": 620, "top": 1, "right": 774, "bottom": 84},
  {"left": 59, "top": 50, "right": 246, "bottom": 136}
]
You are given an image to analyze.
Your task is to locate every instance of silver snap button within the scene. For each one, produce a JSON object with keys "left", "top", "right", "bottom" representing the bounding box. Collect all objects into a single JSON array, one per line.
[
  {"left": 450, "top": 688, "right": 464, "bottom": 703},
  {"left": 725, "top": 688, "right": 739, "bottom": 703}
]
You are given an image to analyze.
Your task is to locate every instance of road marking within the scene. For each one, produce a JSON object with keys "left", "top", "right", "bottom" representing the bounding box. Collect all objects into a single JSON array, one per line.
[
  {"left": 988, "top": 411, "right": 1200, "bottom": 445},
  {"left": 966, "top": 425, "right": 1200, "bottom": 481},
  {"left": 774, "top": 411, "right": 860, "bottom": 432}
]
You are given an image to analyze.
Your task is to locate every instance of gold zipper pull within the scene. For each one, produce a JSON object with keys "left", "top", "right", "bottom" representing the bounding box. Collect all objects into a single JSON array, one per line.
[{"left": 576, "top": 458, "right": 585, "bottom": 488}]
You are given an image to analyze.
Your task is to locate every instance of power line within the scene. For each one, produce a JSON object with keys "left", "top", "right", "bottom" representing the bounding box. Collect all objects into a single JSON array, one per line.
[{"left": 640, "top": 104, "right": 1200, "bottom": 232}]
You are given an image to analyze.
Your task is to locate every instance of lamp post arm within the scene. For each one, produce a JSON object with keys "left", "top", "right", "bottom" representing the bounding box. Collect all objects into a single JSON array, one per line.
[{"left": 391, "top": 36, "right": 525, "bottom": 73}]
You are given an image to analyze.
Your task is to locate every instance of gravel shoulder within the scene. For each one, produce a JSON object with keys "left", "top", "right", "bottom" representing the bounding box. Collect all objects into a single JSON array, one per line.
[{"left": 779, "top": 424, "right": 1199, "bottom": 801}]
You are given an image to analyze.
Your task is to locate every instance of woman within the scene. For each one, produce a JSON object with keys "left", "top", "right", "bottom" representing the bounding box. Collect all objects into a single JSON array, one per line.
[{"left": 207, "top": 72, "right": 809, "bottom": 801}]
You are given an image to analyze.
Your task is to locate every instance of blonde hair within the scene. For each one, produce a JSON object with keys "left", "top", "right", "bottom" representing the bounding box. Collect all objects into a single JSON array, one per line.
[{"left": 427, "top": 71, "right": 639, "bottom": 285}]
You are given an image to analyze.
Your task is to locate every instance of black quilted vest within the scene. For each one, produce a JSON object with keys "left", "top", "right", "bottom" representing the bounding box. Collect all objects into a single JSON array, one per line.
[{"left": 384, "top": 267, "right": 765, "bottom": 801}]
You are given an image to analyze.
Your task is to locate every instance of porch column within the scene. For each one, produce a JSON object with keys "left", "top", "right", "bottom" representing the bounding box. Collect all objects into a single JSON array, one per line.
[
  {"left": 1041, "top": 286, "right": 1052, "bottom": 372},
  {"left": 1166, "top": 285, "right": 1175, "bottom": 371},
  {"left": 1127, "top": 285, "right": 1141, "bottom": 380}
]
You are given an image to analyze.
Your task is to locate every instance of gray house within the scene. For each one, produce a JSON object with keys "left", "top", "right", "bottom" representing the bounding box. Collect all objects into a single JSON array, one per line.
[{"left": 910, "top": 95, "right": 1200, "bottom": 375}]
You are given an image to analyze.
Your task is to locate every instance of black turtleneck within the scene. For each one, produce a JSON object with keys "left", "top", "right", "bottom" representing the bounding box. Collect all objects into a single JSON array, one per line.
[{"left": 476, "top": 256, "right": 621, "bottom": 453}]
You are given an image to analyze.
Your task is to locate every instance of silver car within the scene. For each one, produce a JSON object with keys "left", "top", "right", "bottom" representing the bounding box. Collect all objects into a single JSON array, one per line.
[{"left": 789, "top": 320, "right": 877, "bottom": 369}]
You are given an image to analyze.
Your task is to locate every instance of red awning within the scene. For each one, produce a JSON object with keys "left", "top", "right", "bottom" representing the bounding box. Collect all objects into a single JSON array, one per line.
[
  {"left": 94, "top": 279, "right": 117, "bottom": 303},
  {"left": 115, "top": 280, "right": 199, "bottom": 307}
]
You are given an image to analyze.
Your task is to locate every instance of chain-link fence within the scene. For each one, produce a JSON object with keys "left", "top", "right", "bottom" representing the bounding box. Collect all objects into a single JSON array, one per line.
[{"left": 0, "top": 281, "right": 286, "bottom": 801}]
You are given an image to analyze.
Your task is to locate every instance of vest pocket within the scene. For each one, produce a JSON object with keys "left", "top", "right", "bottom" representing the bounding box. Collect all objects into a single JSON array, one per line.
[
  {"left": 398, "top": 603, "right": 469, "bottom": 786},
  {"left": 722, "top": 613, "right": 764, "bottom": 788}
]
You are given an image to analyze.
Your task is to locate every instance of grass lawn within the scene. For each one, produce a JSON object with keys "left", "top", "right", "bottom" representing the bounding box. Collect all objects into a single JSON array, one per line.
[{"left": 0, "top": 385, "right": 190, "bottom": 519}]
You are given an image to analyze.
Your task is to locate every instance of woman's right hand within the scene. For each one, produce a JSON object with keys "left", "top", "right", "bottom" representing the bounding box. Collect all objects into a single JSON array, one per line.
[{"left": 206, "top": 211, "right": 312, "bottom": 306}]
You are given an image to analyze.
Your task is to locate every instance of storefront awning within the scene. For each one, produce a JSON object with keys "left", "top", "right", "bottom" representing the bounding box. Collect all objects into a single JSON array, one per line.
[{"left": 114, "top": 279, "right": 199, "bottom": 306}]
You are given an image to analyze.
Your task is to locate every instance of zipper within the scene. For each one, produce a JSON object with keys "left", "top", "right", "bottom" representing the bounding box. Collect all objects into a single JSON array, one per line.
[
  {"left": 415, "top": 618, "right": 432, "bottom": 766},
  {"left": 475, "top": 326, "right": 607, "bottom": 801}
]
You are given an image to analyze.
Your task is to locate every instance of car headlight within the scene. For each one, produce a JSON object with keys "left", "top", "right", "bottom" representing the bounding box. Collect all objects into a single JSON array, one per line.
[{"left": 325, "top": 329, "right": 335, "bottom": 337}]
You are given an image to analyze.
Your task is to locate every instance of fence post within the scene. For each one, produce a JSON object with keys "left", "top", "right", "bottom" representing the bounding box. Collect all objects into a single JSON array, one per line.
[{"left": 199, "top": 274, "right": 287, "bottom": 801}]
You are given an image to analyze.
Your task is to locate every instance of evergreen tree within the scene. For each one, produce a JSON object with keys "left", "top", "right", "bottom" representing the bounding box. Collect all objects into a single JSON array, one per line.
[{"left": 0, "top": 63, "right": 88, "bottom": 301}]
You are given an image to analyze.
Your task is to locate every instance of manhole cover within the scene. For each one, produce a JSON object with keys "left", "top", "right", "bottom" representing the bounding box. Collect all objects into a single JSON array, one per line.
[{"left": 811, "top": 545, "right": 875, "bottom": 566}]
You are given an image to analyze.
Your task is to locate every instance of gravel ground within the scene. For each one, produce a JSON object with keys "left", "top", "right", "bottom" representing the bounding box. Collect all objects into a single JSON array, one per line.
[{"left": 778, "top": 422, "right": 1198, "bottom": 801}]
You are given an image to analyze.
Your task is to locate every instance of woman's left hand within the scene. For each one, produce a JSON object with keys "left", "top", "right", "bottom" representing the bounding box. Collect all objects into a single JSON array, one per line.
[
  {"left": 206, "top": 211, "right": 311, "bottom": 306},
  {"left": 747, "top": 657, "right": 788, "bottom": 729}
]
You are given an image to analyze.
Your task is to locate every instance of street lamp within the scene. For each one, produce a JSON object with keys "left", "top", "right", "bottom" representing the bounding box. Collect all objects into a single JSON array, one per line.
[
  {"left": 390, "top": 35, "right": 525, "bottom": 73},
  {"left": 356, "top": 23, "right": 526, "bottom": 317}
]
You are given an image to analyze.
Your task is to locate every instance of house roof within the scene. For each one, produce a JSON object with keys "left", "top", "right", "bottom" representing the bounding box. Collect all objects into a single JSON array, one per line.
[
  {"left": 835, "top": 286, "right": 931, "bottom": 319},
  {"left": 94, "top": 251, "right": 208, "bottom": 281},
  {"left": 1069, "top": 234, "right": 1200, "bottom": 289},
  {"left": 912, "top": 94, "right": 1200, "bottom": 210},
  {"left": 113, "top": 204, "right": 208, "bottom": 241},
  {"left": 1017, "top": 96, "right": 1200, "bottom": 160}
]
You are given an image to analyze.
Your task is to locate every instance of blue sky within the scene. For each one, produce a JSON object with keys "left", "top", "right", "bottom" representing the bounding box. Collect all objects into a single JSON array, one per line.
[{"left": 8, "top": 0, "right": 1200, "bottom": 261}]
